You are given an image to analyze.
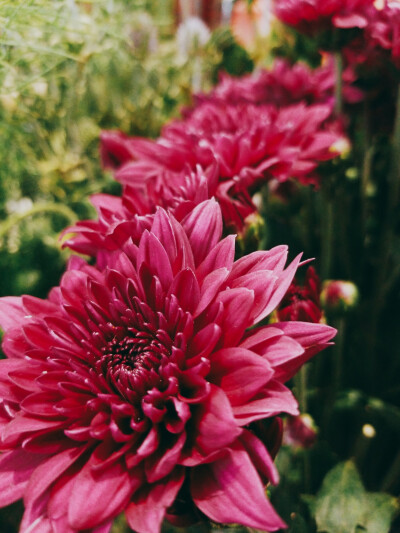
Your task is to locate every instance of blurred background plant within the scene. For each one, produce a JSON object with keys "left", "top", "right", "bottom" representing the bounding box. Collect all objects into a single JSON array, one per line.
[{"left": 0, "top": 0, "right": 252, "bottom": 299}]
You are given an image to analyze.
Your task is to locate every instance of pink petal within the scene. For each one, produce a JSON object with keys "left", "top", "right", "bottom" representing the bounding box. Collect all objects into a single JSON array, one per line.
[
  {"left": 233, "top": 381, "right": 299, "bottom": 425},
  {"left": 144, "top": 432, "right": 186, "bottom": 483},
  {"left": 239, "top": 429, "right": 279, "bottom": 486},
  {"left": 196, "top": 235, "right": 236, "bottom": 282},
  {"left": 228, "top": 245, "right": 288, "bottom": 280},
  {"left": 230, "top": 270, "right": 278, "bottom": 323},
  {"left": 193, "top": 385, "right": 241, "bottom": 454},
  {"left": 0, "top": 449, "right": 47, "bottom": 507},
  {"left": 168, "top": 268, "right": 200, "bottom": 314},
  {"left": 25, "top": 445, "right": 89, "bottom": 505},
  {"left": 191, "top": 445, "right": 286, "bottom": 531},
  {"left": 0, "top": 297, "right": 26, "bottom": 332},
  {"left": 137, "top": 231, "right": 173, "bottom": 289},
  {"left": 210, "top": 347, "right": 273, "bottom": 405},
  {"left": 274, "top": 321, "right": 337, "bottom": 347},
  {"left": 215, "top": 287, "right": 254, "bottom": 346},
  {"left": 194, "top": 267, "right": 230, "bottom": 317},
  {"left": 68, "top": 459, "right": 135, "bottom": 529},
  {"left": 260, "top": 253, "right": 303, "bottom": 319},
  {"left": 126, "top": 468, "right": 185, "bottom": 533},
  {"left": 181, "top": 199, "right": 223, "bottom": 265}
]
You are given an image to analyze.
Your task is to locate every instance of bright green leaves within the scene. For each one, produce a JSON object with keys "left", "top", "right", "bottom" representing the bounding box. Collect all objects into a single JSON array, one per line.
[{"left": 309, "top": 461, "right": 399, "bottom": 533}]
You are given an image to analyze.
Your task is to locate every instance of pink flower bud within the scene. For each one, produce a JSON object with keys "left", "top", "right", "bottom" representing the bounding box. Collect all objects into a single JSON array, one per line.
[{"left": 321, "top": 280, "right": 359, "bottom": 313}]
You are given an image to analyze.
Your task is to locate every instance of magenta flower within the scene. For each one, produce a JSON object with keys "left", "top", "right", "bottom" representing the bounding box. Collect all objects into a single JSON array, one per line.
[
  {"left": 192, "top": 57, "right": 363, "bottom": 109},
  {"left": 274, "top": 0, "right": 374, "bottom": 36},
  {"left": 366, "top": 2, "right": 400, "bottom": 69},
  {"left": 112, "top": 102, "right": 344, "bottom": 209},
  {"left": 0, "top": 200, "right": 335, "bottom": 532}
]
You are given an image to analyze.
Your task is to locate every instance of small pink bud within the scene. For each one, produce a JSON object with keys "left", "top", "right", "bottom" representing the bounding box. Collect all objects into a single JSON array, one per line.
[
  {"left": 321, "top": 280, "right": 359, "bottom": 313},
  {"left": 283, "top": 414, "right": 318, "bottom": 449}
]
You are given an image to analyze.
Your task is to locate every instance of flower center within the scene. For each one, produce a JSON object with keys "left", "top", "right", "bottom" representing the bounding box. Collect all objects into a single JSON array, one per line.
[{"left": 100, "top": 326, "right": 172, "bottom": 400}]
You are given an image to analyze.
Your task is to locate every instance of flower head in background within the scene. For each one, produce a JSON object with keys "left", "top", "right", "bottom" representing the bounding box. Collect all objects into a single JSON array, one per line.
[
  {"left": 274, "top": 0, "right": 374, "bottom": 37},
  {"left": 283, "top": 413, "right": 318, "bottom": 449},
  {"left": 365, "top": 1, "right": 400, "bottom": 68},
  {"left": 193, "top": 57, "right": 363, "bottom": 109},
  {"left": 108, "top": 102, "right": 345, "bottom": 225},
  {"left": 0, "top": 200, "right": 335, "bottom": 533}
]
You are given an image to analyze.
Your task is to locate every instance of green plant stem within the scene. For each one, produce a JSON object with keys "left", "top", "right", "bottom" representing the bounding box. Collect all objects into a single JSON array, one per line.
[
  {"left": 0, "top": 203, "right": 78, "bottom": 241},
  {"left": 321, "top": 186, "right": 334, "bottom": 280},
  {"left": 380, "top": 449, "right": 400, "bottom": 492},
  {"left": 334, "top": 52, "right": 343, "bottom": 116}
]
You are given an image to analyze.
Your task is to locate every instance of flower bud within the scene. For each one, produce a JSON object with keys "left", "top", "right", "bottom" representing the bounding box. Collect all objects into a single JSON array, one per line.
[
  {"left": 321, "top": 280, "right": 359, "bottom": 313},
  {"left": 283, "top": 414, "right": 318, "bottom": 449}
]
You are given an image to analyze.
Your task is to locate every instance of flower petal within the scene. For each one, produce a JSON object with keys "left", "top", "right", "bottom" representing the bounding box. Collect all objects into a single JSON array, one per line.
[
  {"left": 191, "top": 445, "right": 286, "bottom": 531},
  {"left": 68, "top": 459, "right": 135, "bottom": 529},
  {"left": 126, "top": 468, "right": 185, "bottom": 533}
]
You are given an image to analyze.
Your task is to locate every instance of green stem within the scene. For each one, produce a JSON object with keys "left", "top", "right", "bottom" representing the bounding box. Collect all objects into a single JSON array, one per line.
[
  {"left": 321, "top": 186, "right": 334, "bottom": 280},
  {"left": 334, "top": 52, "right": 343, "bottom": 116},
  {"left": 0, "top": 202, "right": 78, "bottom": 241}
]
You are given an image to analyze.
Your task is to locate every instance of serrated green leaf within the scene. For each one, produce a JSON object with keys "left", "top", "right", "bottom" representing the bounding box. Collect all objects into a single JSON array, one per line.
[
  {"left": 314, "top": 461, "right": 365, "bottom": 533},
  {"left": 361, "top": 493, "right": 399, "bottom": 533}
]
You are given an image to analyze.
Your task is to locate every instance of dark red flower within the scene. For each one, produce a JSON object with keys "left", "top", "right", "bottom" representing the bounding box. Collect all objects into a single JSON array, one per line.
[
  {"left": 0, "top": 200, "right": 335, "bottom": 532},
  {"left": 276, "top": 266, "right": 323, "bottom": 323}
]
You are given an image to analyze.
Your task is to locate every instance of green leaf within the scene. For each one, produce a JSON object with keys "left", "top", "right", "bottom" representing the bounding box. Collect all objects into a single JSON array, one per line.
[
  {"left": 361, "top": 493, "right": 399, "bottom": 533},
  {"left": 313, "top": 461, "right": 365, "bottom": 533},
  {"left": 311, "top": 461, "right": 399, "bottom": 533}
]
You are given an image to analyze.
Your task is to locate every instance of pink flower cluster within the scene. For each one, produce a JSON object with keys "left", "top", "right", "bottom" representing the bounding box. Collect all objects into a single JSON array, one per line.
[
  {"left": 62, "top": 59, "right": 350, "bottom": 260},
  {"left": 274, "top": 0, "right": 400, "bottom": 70},
  {"left": 0, "top": 31, "right": 343, "bottom": 533}
]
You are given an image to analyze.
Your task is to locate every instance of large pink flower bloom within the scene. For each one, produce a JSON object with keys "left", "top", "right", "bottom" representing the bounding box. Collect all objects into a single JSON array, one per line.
[
  {"left": 0, "top": 200, "right": 335, "bottom": 533},
  {"left": 274, "top": 0, "right": 374, "bottom": 35}
]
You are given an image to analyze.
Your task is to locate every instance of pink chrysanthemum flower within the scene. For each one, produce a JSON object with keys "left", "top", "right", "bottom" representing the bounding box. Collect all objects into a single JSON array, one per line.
[
  {"left": 107, "top": 102, "right": 343, "bottom": 212},
  {"left": 0, "top": 200, "right": 335, "bottom": 533},
  {"left": 191, "top": 58, "right": 363, "bottom": 109},
  {"left": 274, "top": 0, "right": 374, "bottom": 35}
]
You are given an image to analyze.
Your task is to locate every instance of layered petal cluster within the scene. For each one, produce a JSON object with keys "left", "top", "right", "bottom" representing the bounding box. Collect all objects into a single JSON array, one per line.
[
  {"left": 62, "top": 164, "right": 219, "bottom": 258},
  {"left": 192, "top": 57, "right": 363, "bottom": 109},
  {"left": 365, "top": 1, "right": 400, "bottom": 69},
  {"left": 0, "top": 200, "right": 335, "bottom": 533},
  {"left": 274, "top": 0, "right": 374, "bottom": 36}
]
